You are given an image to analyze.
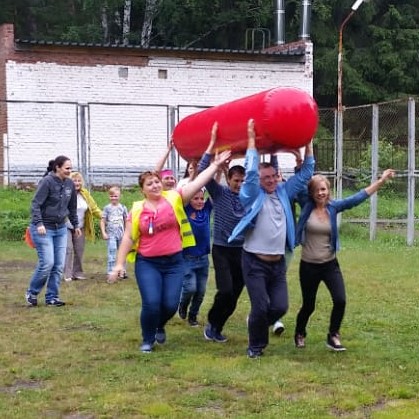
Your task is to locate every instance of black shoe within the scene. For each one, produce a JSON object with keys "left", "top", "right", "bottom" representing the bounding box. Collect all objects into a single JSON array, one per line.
[
  {"left": 188, "top": 315, "right": 199, "bottom": 327},
  {"left": 326, "top": 333, "right": 346, "bottom": 351},
  {"left": 46, "top": 298, "right": 65, "bottom": 307},
  {"left": 294, "top": 333, "right": 306, "bottom": 348},
  {"left": 204, "top": 324, "right": 228, "bottom": 343},
  {"left": 247, "top": 348, "right": 263, "bottom": 359},
  {"left": 178, "top": 303, "right": 187, "bottom": 320}
]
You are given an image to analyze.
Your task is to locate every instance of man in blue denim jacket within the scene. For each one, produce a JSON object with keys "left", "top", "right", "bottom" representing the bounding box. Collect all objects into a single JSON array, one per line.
[{"left": 229, "top": 119, "right": 315, "bottom": 358}]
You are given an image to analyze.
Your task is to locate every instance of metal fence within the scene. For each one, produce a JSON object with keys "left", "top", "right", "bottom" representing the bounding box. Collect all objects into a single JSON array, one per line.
[
  {"left": 2, "top": 96, "right": 418, "bottom": 244},
  {"left": 318, "top": 97, "right": 418, "bottom": 245}
]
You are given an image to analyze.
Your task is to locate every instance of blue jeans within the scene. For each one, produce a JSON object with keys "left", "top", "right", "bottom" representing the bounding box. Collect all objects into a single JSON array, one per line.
[
  {"left": 107, "top": 236, "right": 122, "bottom": 274},
  {"left": 27, "top": 224, "right": 68, "bottom": 301},
  {"left": 242, "top": 250, "right": 288, "bottom": 352},
  {"left": 135, "top": 252, "right": 185, "bottom": 344},
  {"left": 180, "top": 254, "right": 209, "bottom": 317}
]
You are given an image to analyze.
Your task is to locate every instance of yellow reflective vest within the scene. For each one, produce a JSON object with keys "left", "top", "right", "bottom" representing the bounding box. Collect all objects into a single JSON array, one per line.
[{"left": 127, "top": 189, "right": 195, "bottom": 262}]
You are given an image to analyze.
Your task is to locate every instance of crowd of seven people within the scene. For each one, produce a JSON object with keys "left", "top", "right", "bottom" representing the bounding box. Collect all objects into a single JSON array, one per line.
[{"left": 25, "top": 120, "right": 395, "bottom": 358}]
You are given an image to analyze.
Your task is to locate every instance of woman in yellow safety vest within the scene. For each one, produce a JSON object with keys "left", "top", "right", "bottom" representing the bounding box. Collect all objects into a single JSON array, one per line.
[{"left": 109, "top": 149, "right": 231, "bottom": 354}]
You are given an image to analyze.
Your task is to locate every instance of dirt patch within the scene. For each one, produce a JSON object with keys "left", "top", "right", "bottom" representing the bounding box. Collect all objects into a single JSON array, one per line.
[{"left": 0, "top": 379, "right": 43, "bottom": 394}]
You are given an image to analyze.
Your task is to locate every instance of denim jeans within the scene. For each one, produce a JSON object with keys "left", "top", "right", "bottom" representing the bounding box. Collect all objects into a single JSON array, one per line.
[
  {"left": 242, "top": 250, "right": 288, "bottom": 352},
  {"left": 27, "top": 224, "right": 68, "bottom": 301},
  {"left": 135, "top": 252, "right": 185, "bottom": 344},
  {"left": 106, "top": 236, "right": 122, "bottom": 274},
  {"left": 180, "top": 254, "right": 209, "bottom": 317}
]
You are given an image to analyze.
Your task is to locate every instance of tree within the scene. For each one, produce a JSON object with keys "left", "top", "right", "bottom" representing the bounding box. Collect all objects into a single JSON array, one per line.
[{"left": 140, "top": 0, "right": 160, "bottom": 47}]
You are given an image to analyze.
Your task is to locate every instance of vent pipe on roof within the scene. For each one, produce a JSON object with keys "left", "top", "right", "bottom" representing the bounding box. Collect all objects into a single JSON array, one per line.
[
  {"left": 299, "top": 0, "right": 312, "bottom": 40},
  {"left": 273, "top": 0, "right": 285, "bottom": 45}
]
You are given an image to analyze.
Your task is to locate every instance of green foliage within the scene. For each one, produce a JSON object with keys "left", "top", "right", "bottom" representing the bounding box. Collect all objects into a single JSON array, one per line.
[
  {"left": 3, "top": 1, "right": 419, "bottom": 105},
  {"left": 357, "top": 138, "right": 407, "bottom": 195},
  {"left": 0, "top": 187, "right": 142, "bottom": 242}
]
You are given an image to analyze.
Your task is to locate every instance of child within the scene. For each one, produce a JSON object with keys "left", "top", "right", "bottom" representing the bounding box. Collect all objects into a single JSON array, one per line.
[
  {"left": 100, "top": 186, "right": 128, "bottom": 283},
  {"left": 178, "top": 189, "right": 212, "bottom": 326}
]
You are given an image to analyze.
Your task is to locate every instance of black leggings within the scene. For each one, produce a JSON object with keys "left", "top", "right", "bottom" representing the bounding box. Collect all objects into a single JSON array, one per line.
[{"left": 295, "top": 259, "right": 346, "bottom": 336}]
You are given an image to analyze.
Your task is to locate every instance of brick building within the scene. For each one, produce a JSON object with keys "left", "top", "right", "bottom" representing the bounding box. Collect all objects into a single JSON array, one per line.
[{"left": 0, "top": 23, "right": 314, "bottom": 186}]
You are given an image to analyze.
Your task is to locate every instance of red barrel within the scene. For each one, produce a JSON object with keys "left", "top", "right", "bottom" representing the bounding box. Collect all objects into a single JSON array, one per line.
[{"left": 172, "top": 87, "right": 318, "bottom": 161}]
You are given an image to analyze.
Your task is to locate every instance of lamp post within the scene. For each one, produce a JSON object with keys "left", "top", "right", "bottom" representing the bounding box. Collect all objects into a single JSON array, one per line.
[{"left": 336, "top": 0, "right": 366, "bottom": 207}]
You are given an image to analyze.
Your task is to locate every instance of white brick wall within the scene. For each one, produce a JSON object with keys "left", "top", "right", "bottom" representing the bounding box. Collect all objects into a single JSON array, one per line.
[{"left": 4, "top": 49, "right": 313, "bottom": 185}]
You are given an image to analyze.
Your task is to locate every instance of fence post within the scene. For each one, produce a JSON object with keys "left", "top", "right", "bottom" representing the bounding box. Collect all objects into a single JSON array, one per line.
[
  {"left": 370, "top": 104, "right": 379, "bottom": 241},
  {"left": 407, "top": 98, "right": 416, "bottom": 246},
  {"left": 335, "top": 109, "right": 343, "bottom": 226},
  {"left": 168, "top": 105, "right": 177, "bottom": 178},
  {"left": 78, "top": 104, "right": 89, "bottom": 187}
]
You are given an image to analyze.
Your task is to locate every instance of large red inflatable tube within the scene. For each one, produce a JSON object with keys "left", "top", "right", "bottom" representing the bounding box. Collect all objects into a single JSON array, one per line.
[{"left": 172, "top": 87, "right": 319, "bottom": 161}]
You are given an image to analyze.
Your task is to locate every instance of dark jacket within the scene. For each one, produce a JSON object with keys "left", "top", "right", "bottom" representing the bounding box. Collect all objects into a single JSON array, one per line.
[{"left": 31, "top": 173, "right": 78, "bottom": 229}]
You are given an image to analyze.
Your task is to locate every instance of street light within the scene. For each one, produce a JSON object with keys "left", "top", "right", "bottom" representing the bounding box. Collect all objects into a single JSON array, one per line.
[
  {"left": 337, "top": 0, "right": 366, "bottom": 113},
  {"left": 336, "top": 0, "right": 367, "bottom": 207}
]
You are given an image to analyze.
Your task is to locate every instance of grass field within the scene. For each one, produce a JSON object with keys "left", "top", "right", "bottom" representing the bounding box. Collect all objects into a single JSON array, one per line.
[{"left": 1, "top": 234, "right": 418, "bottom": 418}]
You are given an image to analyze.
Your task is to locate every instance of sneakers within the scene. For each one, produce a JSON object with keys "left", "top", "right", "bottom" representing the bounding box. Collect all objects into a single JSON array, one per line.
[
  {"left": 64, "top": 277, "right": 72, "bottom": 282},
  {"left": 118, "top": 271, "right": 128, "bottom": 280},
  {"left": 73, "top": 275, "right": 86, "bottom": 280},
  {"left": 46, "top": 298, "right": 66, "bottom": 307},
  {"left": 272, "top": 320, "right": 285, "bottom": 336},
  {"left": 247, "top": 348, "right": 263, "bottom": 359},
  {"left": 188, "top": 316, "right": 199, "bottom": 327},
  {"left": 326, "top": 333, "right": 346, "bottom": 352},
  {"left": 294, "top": 334, "right": 306, "bottom": 348},
  {"left": 155, "top": 329, "right": 166, "bottom": 345},
  {"left": 140, "top": 342, "right": 154, "bottom": 353},
  {"left": 178, "top": 303, "right": 187, "bottom": 320},
  {"left": 203, "top": 324, "right": 228, "bottom": 343},
  {"left": 25, "top": 291, "right": 38, "bottom": 307}
]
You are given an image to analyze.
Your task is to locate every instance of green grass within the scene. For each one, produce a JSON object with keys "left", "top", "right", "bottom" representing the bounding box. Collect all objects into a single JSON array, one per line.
[
  {"left": 1, "top": 236, "right": 419, "bottom": 418},
  {"left": 2, "top": 186, "right": 416, "bottom": 242}
]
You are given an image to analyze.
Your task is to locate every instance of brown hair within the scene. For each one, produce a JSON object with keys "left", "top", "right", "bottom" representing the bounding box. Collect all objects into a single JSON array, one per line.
[
  {"left": 108, "top": 186, "right": 121, "bottom": 195},
  {"left": 138, "top": 171, "right": 161, "bottom": 189},
  {"left": 44, "top": 155, "right": 70, "bottom": 177}
]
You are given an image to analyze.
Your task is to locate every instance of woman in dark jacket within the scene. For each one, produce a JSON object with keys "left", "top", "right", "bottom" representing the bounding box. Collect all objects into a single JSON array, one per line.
[{"left": 25, "top": 156, "right": 81, "bottom": 307}]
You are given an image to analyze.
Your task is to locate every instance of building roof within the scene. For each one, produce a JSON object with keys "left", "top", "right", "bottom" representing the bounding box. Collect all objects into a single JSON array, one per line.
[{"left": 15, "top": 38, "right": 307, "bottom": 58}]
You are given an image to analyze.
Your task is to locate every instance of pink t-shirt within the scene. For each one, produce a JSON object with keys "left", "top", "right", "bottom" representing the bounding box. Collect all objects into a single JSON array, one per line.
[{"left": 129, "top": 198, "right": 182, "bottom": 257}]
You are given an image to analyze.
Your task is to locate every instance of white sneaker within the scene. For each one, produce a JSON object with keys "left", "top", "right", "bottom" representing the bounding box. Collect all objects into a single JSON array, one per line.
[
  {"left": 272, "top": 320, "right": 285, "bottom": 336},
  {"left": 64, "top": 277, "right": 72, "bottom": 282}
]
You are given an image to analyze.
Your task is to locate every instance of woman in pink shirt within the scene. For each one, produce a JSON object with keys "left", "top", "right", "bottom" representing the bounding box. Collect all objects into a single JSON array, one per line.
[{"left": 109, "top": 149, "right": 230, "bottom": 353}]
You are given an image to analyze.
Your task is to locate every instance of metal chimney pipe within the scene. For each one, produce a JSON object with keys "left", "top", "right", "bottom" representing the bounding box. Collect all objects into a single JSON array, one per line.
[
  {"left": 299, "top": 0, "right": 312, "bottom": 40},
  {"left": 273, "top": 0, "right": 285, "bottom": 45}
]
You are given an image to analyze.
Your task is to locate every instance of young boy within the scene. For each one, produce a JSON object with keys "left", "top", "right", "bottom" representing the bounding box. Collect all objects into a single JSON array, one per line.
[
  {"left": 178, "top": 189, "right": 212, "bottom": 326},
  {"left": 100, "top": 186, "right": 128, "bottom": 283}
]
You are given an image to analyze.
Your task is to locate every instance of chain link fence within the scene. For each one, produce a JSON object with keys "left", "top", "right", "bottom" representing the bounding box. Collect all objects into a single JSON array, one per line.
[{"left": 2, "top": 96, "right": 418, "bottom": 243}]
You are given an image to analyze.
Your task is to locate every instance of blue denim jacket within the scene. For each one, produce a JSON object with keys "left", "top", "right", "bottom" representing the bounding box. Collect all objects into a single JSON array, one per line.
[
  {"left": 296, "top": 189, "right": 369, "bottom": 252},
  {"left": 228, "top": 148, "right": 315, "bottom": 252}
]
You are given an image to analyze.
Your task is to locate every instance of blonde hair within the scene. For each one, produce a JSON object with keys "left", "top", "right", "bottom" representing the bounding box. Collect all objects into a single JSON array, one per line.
[
  {"left": 70, "top": 171, "right": 84, "bottom": 185},
  {"left": 308, "top": 174, "right": 331, "bottom": 200}
]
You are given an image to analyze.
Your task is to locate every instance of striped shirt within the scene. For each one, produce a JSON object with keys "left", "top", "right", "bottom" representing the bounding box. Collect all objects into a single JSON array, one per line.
[{"left": 198, "top": 153, "right": 245, "bottom": 247}]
